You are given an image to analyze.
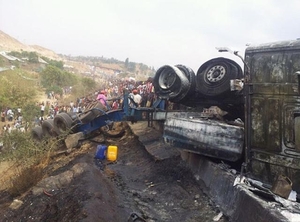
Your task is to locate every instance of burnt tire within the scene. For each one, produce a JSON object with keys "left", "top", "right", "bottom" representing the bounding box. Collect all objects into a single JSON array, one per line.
[
  {"left": 42, "top": 119, "right": 57, "bottom": 137},
  {"left": 196, "top": 57, "right": 243, "bottom": 98},
  {"left": 54, "top": 112, "right": 73, "bottom": 135},
  {"left": 32, "top": 126, "right": 43, "bottom": 141},
  {"left": 153, "top": 65, "right": 192, "bottom": 101}
]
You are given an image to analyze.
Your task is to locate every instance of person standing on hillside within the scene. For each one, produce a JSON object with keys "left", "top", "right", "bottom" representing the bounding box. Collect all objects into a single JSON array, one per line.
[
  {"left": 40, "top": 102, "right": 45, "bottom": 117},
  {"left": 6, "top": 108, "right": 14, "bottom": 122}
]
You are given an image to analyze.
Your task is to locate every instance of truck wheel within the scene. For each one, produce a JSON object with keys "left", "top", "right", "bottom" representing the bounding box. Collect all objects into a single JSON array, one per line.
[
  {"left": 54, "top": 113, "right": 73, "bottom": 135},
  {"left": 153, "top": 65, "right": 191, "bottom": 101},
  {"left": 196, "top": 57, "right": 242, "bottom": 98},
  {"left": 67, "top": 112, "right": 78, "bottom": 120},
  {"left": 32, "top": 126, "right": 43, "bottom": 141},
  {"left": 170, "top": 64, "right": 196, "bottom": 103},
  {"left": 79, "top": 111, "right": 96, "bottom": 124},
  {"left": 42, "top": 119, "right": 57, "bottom": 137},
  {"left": 80, "top": 102, "right": 107, "bottom": 124}
]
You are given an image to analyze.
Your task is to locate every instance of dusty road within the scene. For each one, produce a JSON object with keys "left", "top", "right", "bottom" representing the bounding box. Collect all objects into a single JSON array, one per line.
[{"left": 0, "top": 122, "right": 227, "bottom": 222}]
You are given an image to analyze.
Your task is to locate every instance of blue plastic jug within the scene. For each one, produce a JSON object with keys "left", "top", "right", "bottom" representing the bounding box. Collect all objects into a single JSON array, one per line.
[{"left": 95, "top": 145, "right": 107, "bottom": 160}]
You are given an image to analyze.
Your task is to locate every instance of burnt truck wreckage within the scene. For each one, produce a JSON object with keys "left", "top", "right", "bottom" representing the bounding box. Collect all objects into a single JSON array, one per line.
[
  {"left": 32, "top": 40, "right": 300, "bottom": 216},
  {"left": 153, "top": 40, "right": 300, "bottom": 196}
]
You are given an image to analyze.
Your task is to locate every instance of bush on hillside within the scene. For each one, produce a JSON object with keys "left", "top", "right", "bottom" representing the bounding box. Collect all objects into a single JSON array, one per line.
[
  {"left": 0, "top": 72, "right": 37, "bottom": 109},
  {"left": 40, "top": 65, "right": 77, "bottom": 95},
  {"left": 41, "top": 56, "right": 64, "bottom": 70},
  {"left": 8, "top": 51, "right": 39, "bottom": 63}
]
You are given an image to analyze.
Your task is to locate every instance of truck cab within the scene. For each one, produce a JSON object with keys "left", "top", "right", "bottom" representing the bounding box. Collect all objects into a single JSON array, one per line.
[{"left": 245, "top": 40, "right": 300, "bottom": 193}]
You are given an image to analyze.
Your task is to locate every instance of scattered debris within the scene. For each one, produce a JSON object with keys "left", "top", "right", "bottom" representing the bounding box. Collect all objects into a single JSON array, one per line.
[
  {"left": 127, "top": 212, "right": 146, "bottom": 222},
  {"left": 213, "top": 212, "right": 223, "bottom": 221},
  {"left": 43, "top": 189, "right": 53, "bottom": 197}
]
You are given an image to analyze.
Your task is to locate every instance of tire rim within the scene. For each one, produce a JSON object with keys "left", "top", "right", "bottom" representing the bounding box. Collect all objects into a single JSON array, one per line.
[
  {"left": 206, "top": 65, "right": 226, "bottom": 82},
  {"left": 158, "top": 68, "right": 177, "bottom": 89}
]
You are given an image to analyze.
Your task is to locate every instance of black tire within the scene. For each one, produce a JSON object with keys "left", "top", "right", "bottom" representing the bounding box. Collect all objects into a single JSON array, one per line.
[
  {"left": 80, "top": 101, "right": 107, "bottom": 124},
  {"left": 153, "top": 65, "right": 190, "bottom": 100},
  {"left": 32, "top": 126, "right": 43, "bottom": 141},
  {"left": 79, "top": 111, "right": 96, "bottom": 124},
  {"left": 42, "top": 119, "right": 57, "bottom": 137},
  {"left": 170, "top": 64, "right": 196, "bottom": 103},
  {"left": 54, "top": 112, "right": 73, "bottom": 135},
  {"left": 67, "top": 112, "right": 78, "bottom": 120},
  {"left": 196, "top": 57, "right": 243, "bottom": 98}
]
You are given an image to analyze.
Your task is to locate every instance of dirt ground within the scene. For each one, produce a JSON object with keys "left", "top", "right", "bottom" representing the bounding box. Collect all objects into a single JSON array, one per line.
[{"left": 0, "top": 122, "right": 228, "bottom": 222}]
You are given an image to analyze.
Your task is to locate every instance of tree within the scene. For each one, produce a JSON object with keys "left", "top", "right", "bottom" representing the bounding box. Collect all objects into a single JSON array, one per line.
[
  {"left": 41, "top": 56, "right": 64, "bottom": 70},
  {"left": 40, "top": 65, "right": 62, "bottom": 88},
  {"left": 40, "top": 65, "right": 77, "bottom": 94},
  {"left": 22, "top": 103, "right": 40, "bottom": 123},
  {"left": 82, "top": 77, "right": 96, "bottom": 89},
  {"left": 125, "top": 58, "right": 129, "bottom": 68},
  {"left": 28, "top": 52, "right": 39, "bottom": 63},
  {"left": 0, "top": 75, "right": 36, "bottom": 108}
]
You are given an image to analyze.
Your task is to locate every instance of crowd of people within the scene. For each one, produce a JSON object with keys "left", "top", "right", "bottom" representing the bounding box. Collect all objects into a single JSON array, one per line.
[
  {"left": 0, "top": 77, "right": 157, "bottom": 135},
  {"left": 1, "top": 107, "right": 27, "bottom": 134}
]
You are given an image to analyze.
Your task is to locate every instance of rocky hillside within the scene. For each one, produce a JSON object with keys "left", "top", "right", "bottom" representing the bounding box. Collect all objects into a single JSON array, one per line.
[
  {"left": 0, "top": 30, "right": 155, "bottom": 80},
  {"left": 0, "top": 30, "right": 61, "bottom": 60}
]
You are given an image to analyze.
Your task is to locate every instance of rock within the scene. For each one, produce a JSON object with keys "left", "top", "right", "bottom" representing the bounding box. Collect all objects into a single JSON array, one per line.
[
  {"left": 9, "top": 199, "right": 23, "bottom": 210},
  {"left": 65, "top": 132, "right": 84, "bottom": 149},
  {"left": 32, "top": 163, "right": 88, "bottom": 195}
]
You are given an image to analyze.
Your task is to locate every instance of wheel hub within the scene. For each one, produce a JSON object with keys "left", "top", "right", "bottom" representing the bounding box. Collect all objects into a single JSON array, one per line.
[
  {"left": 158, "top": 69, "right": 177, "bottom": 89},
  {"left": 207, "top": 65, "right": 226, "bottom": 82}
]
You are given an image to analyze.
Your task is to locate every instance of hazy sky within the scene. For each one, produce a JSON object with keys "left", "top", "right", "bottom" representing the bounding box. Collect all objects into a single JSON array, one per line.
[{"left": 0, "top": 0, "right": 299, "bottom": 71}]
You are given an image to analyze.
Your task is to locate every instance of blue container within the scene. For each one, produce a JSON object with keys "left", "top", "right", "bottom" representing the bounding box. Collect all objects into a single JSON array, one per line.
[{"left": 95, "top": 145, "right": 107, "bottom": 160}]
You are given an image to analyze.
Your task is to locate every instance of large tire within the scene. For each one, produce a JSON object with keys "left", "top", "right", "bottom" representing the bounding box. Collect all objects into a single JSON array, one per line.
[
  {"left": 170, "top": 64, "right": 196, "bottom": 103},
  {"left": 42, "top": 119, "right": 57, "bottom": 137},
  {"left": 67, "top": 112, "right": 78, "bottom": 120},
  {"left": 32, "top": 126, "right": 43, "bottom": 141},
  {"left": 153, "top": 65, "right": 192, "bottom": 101},
  {"left": 54, "top": 112, "right": 73, "bottom": 135},
  {"left": 80, "top": 101, "right": 107, "bottom": 124},
  {"left": 196, "top": 57, "right": 243, "bottom": 98}
]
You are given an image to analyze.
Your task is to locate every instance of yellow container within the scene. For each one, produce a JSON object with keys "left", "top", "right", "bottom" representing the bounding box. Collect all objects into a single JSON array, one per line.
[{"left": 107, "top": 145, "right": 118, "bottom": 161}]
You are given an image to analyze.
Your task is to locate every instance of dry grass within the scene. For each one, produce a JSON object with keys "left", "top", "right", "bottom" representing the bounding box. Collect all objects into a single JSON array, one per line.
[
  {"left": 0, "top": 131, "right": 65, "bottom": 196},
  {"left": 7, "top": 164, "right": 43, "bottom": 197}
]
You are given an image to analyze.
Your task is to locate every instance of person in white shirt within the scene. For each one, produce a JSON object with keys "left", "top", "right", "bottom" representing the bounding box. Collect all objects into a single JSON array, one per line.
[
  {"left": 7, "top": 109, "right": 14, "bottom": 122},
  {"left": 40, "top": 103, "right": 45, "bottom": 117},
  {"left": 131, "top": 89, "right": 142, "bottom": 107}
]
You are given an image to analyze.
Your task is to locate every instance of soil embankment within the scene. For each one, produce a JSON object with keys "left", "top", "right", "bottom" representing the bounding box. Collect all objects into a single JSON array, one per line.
[{"left": 0, "top": 122, "right": 227, "bottom": 222}]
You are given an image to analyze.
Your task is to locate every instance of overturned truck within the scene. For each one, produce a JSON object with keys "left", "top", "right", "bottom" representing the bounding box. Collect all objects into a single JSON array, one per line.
[
  {"left": 153, "top": 39, "right": 300, "bottom": 194},
  {"left": 32, "top": 39, "right": 300, "bottom": 196}
]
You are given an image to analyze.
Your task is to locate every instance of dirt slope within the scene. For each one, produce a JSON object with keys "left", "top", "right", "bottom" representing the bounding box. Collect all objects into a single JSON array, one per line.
[{"left": 0, "top": 123, "right": 227, "bottom": 222}]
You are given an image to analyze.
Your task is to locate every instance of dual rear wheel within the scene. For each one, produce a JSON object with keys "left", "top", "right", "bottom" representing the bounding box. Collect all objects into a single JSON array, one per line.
[{"left": 31, "top": 112, "right": 74, "bottom": 140}]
